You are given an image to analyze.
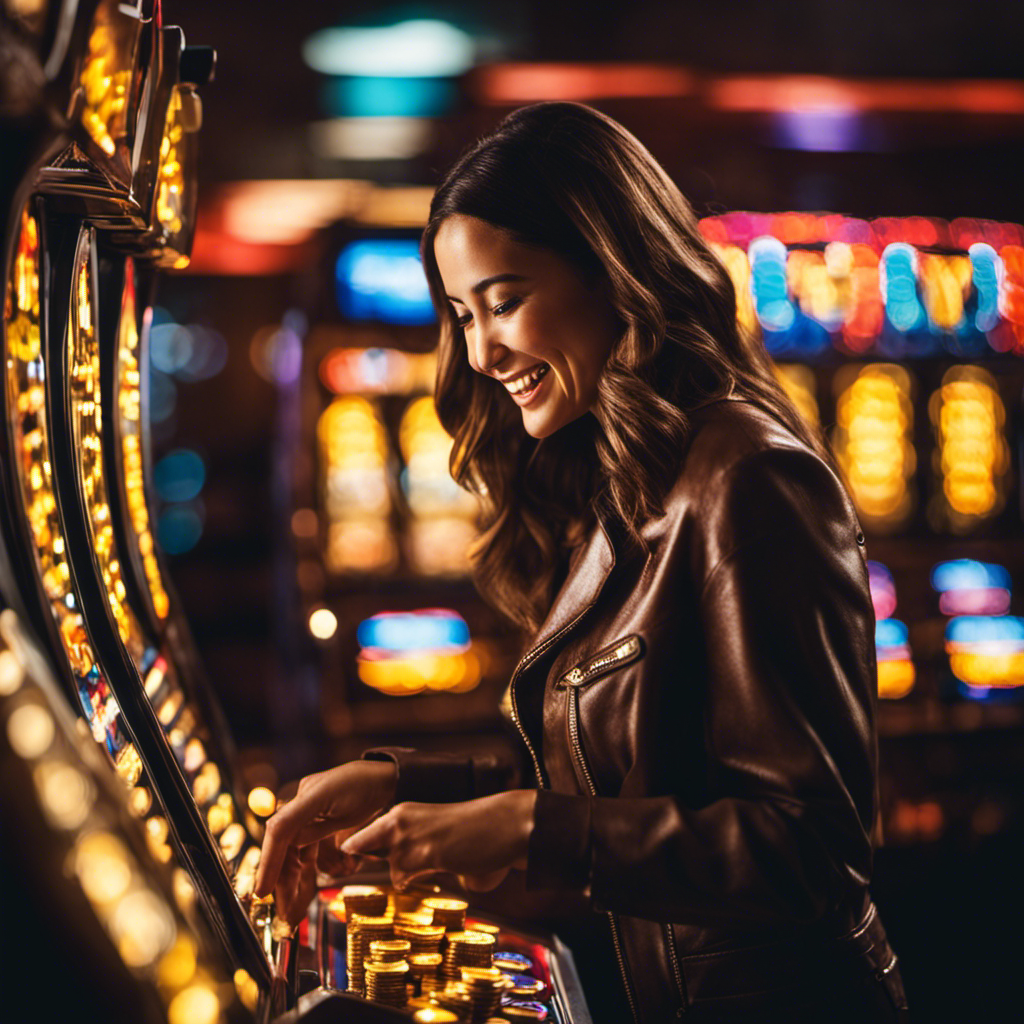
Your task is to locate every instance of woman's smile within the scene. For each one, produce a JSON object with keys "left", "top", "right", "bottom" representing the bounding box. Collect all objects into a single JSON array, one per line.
[{"left": 503, "top": 363, "right": 550, "bottom": 403}]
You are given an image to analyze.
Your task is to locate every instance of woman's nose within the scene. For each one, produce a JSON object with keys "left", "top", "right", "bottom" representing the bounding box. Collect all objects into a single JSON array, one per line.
[{"left": 470, "top": 323, "right": 509, "bottom": 375}]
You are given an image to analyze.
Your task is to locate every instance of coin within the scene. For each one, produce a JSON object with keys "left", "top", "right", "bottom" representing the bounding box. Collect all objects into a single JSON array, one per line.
[
  {"left": 492, "top": 952, "right": 532, "bottom": 973},
  {"left": 341, "top": 884, "right": 388, "bottom": 920},
  {"left": 370, "top": 938, "right": 411, "bottom": 963},
  {"left": 423, "top": 896, "right": 468, "bottom": 933}
]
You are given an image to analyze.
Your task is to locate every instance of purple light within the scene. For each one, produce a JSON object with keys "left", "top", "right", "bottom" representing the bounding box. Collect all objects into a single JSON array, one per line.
[
  {"left": 939, "top": 588, "right": 1012, "bottom": 617},
  {"left": 772, "top": 110, "right": 864, "bottom": 152}
]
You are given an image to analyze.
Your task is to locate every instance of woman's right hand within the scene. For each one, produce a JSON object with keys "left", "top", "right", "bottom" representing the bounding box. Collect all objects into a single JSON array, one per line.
[{"left": 254, "top": 759, "right": 397, "bottom": 921}]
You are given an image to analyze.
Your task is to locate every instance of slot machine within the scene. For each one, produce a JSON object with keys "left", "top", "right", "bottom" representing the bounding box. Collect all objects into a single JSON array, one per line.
[
  {"left": 702, "top": 211, "right": 1024, "bottom": 843},
  {"left": 1, "top": 5, "right": 594, "bottom": 1021}
]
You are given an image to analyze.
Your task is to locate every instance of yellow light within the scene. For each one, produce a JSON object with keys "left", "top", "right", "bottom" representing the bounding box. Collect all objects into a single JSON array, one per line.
[
  {"left": 192, "top": 761, "right": 221, "bottom": 805},
  {"left": 877, "top": 659, "right": 915, "bottom": 699},
  {"left": 308, "top": 607, "right": 338, "bottom": 640},
  {"left": 34, "top": 760, "right": 95, "bottom": 830},
  {"left": 234, "top": 969, "right": 261, "bottom": 1012},
  {"left": 73, "top": 831, "right": 133, "bottom": 905},
  {"left": 7, "top": 701, "right": 55, "bottom": 759},
  {"left": 172, "top": 869, "right": 196, "bottom": 915},
  {"left": 0, "top": 649, "right": 24, "bottom": 695},
  {"left": 109, "top": 889, "right": 176, "bottom": 968},
  {"left": 832, "top": 364, "right": 915, "bottom": 530},
  {"left": 773, "top": 363, "right": 819, "bottom": 428},
  {"left": 928, "top": 366, "right": 1008, "bottom": 531},
  {"left": 219, "top": 822, "right": 247, "bottom": 861},
  {"left": 128, "top": 785, "right": 152, "bottom": 817},
  {"left": 157, "top": 933, "right": 197, "bottom": 989},
  {"left": 247, "top": 786, "right": 277, "bottom": 818}
]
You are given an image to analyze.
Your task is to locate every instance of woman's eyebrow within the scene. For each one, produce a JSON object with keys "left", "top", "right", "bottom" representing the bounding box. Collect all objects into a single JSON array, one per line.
[{"left": 446, "top": 272, "right": 527, "bottom": 304}]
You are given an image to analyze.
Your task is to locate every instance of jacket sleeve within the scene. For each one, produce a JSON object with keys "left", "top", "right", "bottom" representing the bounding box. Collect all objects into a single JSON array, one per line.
[
  {"left": 362, "top": 746, "right": 518, "bottom": 806},
  {"left": 526, "top": 446, "right": 879, "bottom": 926}
]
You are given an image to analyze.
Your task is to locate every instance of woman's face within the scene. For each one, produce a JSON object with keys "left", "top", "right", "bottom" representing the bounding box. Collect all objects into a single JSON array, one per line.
[{"left": 433, "top": 214, "right": 620, "bottom": 439}]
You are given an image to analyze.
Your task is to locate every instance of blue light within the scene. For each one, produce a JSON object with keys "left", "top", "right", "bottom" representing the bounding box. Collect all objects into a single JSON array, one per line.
[
  {"left": 322, "top": 76, "right": 457, "bottom": 119},
  {"left": 336, "top": 241, "right": 435, "bottom": 325},
  {"left": 880, "top": 244, "right": 925, "bottom": 333},
  {"left": 149, "top": 369, "right": 177, "bottom": 423},
  {"left": 968, "top": 243, "right": 1003, "bottom": 333},
  {"left": 156, "top": 502, "right": 204, "bottom": 555},
  {"left": 945, "top": 615, "right": 1024, "bottom": 645},
  {"left": 357, "top": 610, "right": 470, "bottom": 652},
  {"left": 876, "top": 619, "right": 909, "bottom": 648},
  {"left": 749, "top": 237, "right": 796, "bottom": 332},
  {"left": 930, "top": 559, "right": 1012, "bottom": 594},
  {"left": 154, "top": 449, "right": 206, "bottom": 503}
]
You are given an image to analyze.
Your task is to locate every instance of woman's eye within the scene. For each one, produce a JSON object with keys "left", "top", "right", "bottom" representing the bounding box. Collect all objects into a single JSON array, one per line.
[
  {"left": 493, "top": 298, "right": 519, "bottom": 317},
  {"left": 455, "top": 312, "right": 472, "bottom": 327}
]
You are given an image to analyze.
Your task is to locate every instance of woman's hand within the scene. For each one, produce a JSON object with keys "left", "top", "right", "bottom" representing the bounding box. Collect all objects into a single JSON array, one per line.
[
  {"left": 340, "top": 789, "right": 538, "bottom": 892},
  {"left": 254, "top": 759, "right": 397, "bottom": 921}
]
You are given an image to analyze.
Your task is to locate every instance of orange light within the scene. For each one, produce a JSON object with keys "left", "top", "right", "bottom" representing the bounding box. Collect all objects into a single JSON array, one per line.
[{"left": 471, "top": 63, "right": 695, "bottom": 103}]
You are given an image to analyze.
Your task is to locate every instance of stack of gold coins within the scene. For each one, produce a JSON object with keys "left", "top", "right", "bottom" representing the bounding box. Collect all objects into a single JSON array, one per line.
[
  {"left": 434, "top": 983, "right": 473, "bottom": 1021},
  {"left": 397, "top": 923, "right": 445, "bottom": 956},
  {"left": 460, "top": 966, "right": 510, "bottom": 1022},
  {"left": 365, "top": 960, "right": 409, "bottom": 1008},
  {"left": 370, "top": 938, "right": 411, "bottom": 963},
  {"left": 348, "top": 914, "right": 394, "bottom": 994},
  {"left": 341, "top": 884, "right": 388, "bottom": 920},
  {"left": 424, "top": 896, "right": 468, "bottom": 933},
  {"left": 468, "top": 921, "right": 500, "bottom": 941},
  {"left": 408, "top": 953, "right": 444, "bottom": 996},
  {"left": 346, "top": 920, "right": 365, "bottom": 995},
  {"left": 443, "top": 931, "right": 496, "bottom": 985}
]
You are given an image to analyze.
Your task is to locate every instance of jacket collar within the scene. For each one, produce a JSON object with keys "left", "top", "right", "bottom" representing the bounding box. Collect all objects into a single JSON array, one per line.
[{"left": 519, "top": 503, "right": 618, "bottom": 665}]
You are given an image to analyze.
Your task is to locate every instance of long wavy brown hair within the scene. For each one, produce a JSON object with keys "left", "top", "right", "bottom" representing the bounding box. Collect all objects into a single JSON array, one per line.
[{"left": 421, "top": 102, "right": 836, "bottom": 634}]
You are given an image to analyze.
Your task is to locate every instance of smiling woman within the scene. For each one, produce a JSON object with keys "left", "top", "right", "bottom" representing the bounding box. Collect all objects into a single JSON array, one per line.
[
  {"left": 420, "top": 101, "right": 831, "bottom": 634},
  {"left": 258, "top": 102, "right": 907, "bottom": 1024}
]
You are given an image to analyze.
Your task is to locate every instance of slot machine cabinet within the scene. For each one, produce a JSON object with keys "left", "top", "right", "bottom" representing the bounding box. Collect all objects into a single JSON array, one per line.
[
  {"left": 2, "top": 7, "right": 597, "bottom": 1022},
  {"left": 0, "top": 607, "right": 258, "bottom": 1024},
  {"left": 0, "top": 0, "right": 279, "bottom": 1010}
]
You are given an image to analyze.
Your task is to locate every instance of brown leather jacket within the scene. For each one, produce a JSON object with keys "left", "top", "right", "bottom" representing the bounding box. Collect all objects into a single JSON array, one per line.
[{"left": 368, "top": 397, "right": 908, "bottom": 1022}]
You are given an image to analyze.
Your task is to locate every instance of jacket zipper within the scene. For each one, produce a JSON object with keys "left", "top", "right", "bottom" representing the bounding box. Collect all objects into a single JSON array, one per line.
[
  {"left": 567, "top": 686, "right": 642, "bottom": 1024},
  {"left": 509, "top": 600, "right": 603, "bottom": 789}
]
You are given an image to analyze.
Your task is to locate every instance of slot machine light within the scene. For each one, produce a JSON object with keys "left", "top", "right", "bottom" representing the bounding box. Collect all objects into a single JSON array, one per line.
[
  {"left": 356, "top": 610, "right": 481, "bottom": 696},
  {"left": 945, "top": 615, "right": 1024, "bottom": 693},
  {"left": 773, "top": 363, "right": 820, "bottom": 428},
  {"left": 968, "top": 244, "right": 1004, "bottom": 333},
  {"left": 879, "top": 243, "right": 925, "bottom": 333},
  {"left": 927, "top": 367, "right": 1009, "bottom": 529},
  {"left": 76, "top": 0, "right": 138, "bottom": 159},
  {"left": 832, "top": 364, "right": 915, "bottom": 530},
  {"left": 748, "top": 236, "right": 796, "bottom": 332},
  {"left": 874, "top": 617, "right": 916, "bottom": 700},
  {"left": 867, "top": 561, "right": 898, "bottom": 620},
  {"left": 335, "top": 241, "right": 436, "bottom": 325}
]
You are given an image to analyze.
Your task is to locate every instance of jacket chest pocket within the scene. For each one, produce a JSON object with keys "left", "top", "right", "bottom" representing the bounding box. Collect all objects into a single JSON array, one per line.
[
  {"left": 554, "top": 634, "right": 645, "bottom": 690},
  {"left": 555, "top": 634, "right": 645, "bottom": 799}
]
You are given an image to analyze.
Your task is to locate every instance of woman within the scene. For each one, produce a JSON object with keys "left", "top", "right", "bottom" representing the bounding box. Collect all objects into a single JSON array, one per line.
[{"left": 256, "top": 102, "right": 908, "bottom": 1023}]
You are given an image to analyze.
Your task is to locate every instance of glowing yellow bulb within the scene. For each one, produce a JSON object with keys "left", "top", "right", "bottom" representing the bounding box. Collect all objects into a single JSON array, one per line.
[
  {"left": 7, "top": 701, "right": 55, "bottom": 759},
  {"left": 308, "top": 608, "right": 338, "bottom": 640},
  {"left": 247, "top": 786, "right": 277, "bottom": 818}
]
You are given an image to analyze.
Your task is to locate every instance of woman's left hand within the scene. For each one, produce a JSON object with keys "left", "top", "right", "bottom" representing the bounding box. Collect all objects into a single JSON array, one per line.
[{"left": 340, "top": 789, "right": 538, "bottom": 892}]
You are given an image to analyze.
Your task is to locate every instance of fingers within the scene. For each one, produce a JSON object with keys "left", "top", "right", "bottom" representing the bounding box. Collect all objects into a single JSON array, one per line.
[
  {"left": 340, "top": 808, "right": 395, "bottom": 857},
  {"left": 276, "top": 841, "right": 319, "bottom": 927},
  {"left": 255, "top": 783, "right": 326, "bottom": 897}
]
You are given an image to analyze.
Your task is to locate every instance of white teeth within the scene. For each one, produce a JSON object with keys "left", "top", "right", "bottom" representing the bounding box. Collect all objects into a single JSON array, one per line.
[{"left": 505, "top": 364, "right": 548, "bottom": 395}]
